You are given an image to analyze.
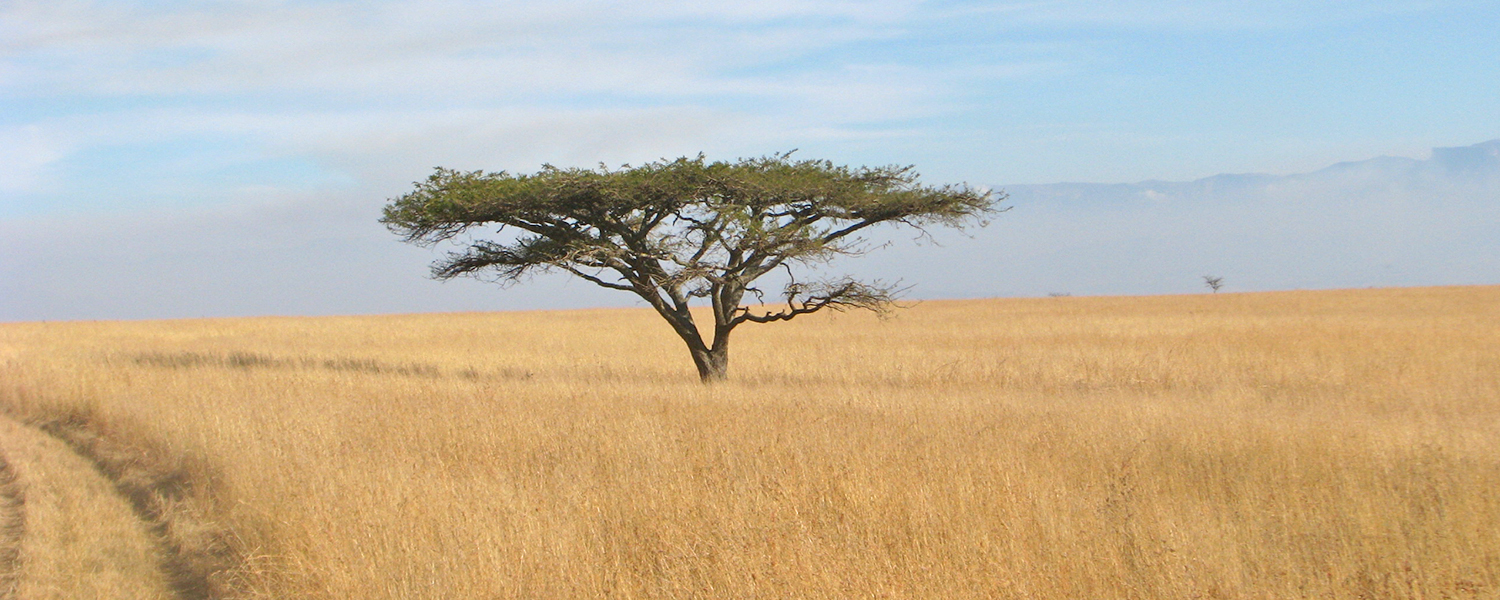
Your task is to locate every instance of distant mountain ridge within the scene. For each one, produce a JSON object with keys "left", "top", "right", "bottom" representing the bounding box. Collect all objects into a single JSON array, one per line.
[
  {"left": 1003, "top": 139, "right": 1500, "bottom": 205},
  {"left": 1430, "top": 139, "right": 1500, "bottom": 174},
  {"left": 872, "top": 138, "right": 1500, "bottom": 299}
]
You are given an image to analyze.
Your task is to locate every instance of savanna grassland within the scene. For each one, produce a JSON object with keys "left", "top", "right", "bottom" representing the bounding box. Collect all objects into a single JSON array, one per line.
[{"left": 1, "top": 285, "right": 1497, "bottom": 599}]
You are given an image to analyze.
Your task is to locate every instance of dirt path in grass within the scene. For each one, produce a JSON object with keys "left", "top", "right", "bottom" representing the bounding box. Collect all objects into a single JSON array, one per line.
[{"left": 0, "top": 416, "right": 175, "bottom": 600}]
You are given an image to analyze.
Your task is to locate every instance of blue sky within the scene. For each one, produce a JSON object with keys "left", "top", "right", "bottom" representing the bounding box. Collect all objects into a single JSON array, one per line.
[{"left": 2, "top": 0, "right": 1499, "bottom": 320}]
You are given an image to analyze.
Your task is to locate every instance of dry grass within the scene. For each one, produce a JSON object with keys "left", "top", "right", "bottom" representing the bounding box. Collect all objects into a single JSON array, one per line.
[
  {"left": 0, "top": 415, "right": 175, "bottom": 599},
  {"left": 1, "top": 285, "right": 1497, "bottom": 598}
]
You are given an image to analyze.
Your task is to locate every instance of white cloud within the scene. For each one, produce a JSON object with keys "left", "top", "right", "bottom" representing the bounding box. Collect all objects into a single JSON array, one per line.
[
  {"left": 0, "top": 0, "right": 1041, "bottom": 126},
  {"left": 0, "top": 126, "right": 67, "bottom": 194},
  {"left": 267, "top": 106, "right": 761, "bottom": 184},
  {"left": 3, "top": 0, "right": 1491, "bottom": 214},
  {"left": 1, "top": 0, "right": 920, "bottom": 97},
  {"left": 941, "top": 0, "right": 1449, "bottom": 30},
  {"left": 2, "top": 0, "right": 1079, "bottom": 210},
  {"left": 3, "top": 0, "right": 1039, "bottom": 206}
]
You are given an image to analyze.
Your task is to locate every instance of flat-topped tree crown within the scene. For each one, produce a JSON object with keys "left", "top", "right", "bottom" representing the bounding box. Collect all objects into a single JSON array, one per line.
[{"left": 382, "top": 153, "right": 1003, "bottom": 382}]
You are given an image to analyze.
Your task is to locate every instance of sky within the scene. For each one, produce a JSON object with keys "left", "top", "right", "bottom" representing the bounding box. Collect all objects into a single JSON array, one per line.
[{"left": 2, "top": 0, "right": 1498, "bottom": 321}]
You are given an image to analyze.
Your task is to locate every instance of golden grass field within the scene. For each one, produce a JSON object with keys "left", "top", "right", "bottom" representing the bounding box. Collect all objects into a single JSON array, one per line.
[{"left": 1, "top": 285, "right": 1497, "bottom": 598}]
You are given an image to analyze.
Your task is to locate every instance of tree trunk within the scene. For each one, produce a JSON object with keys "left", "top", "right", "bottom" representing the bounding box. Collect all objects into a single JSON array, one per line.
[
  {"left": 690, "top": 344, "right": 730, "bottom": 382},
  {"left": 652, "top": 298, "right": 732, "bottom": 382}
]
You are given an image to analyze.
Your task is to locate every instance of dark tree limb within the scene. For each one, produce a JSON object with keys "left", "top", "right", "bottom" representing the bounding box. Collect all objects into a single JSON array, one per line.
[{"left": 730, "top": 278, "right": 899, "bottom": 326}]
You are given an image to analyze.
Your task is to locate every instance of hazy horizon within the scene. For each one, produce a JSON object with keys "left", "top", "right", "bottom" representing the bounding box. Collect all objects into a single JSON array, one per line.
[
  {"left": 3, "top": 1, "right": 1497, "bottom": 321},
  {"left": 4, "top": 138, "right": 1497, "bottom": 322}
]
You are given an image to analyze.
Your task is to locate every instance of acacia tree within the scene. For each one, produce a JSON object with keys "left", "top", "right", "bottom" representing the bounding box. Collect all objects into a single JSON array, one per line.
[{"left": 381, "top": 154, "right": 1001, "bottom": 382}]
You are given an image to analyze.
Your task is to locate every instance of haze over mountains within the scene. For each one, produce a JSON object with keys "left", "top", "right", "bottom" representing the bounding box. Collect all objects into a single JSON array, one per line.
[
  {"left": 2, "top": 141, "right": 1498, "bottom": 321},
  {"left": 875, "top": 139, "right": 1500, "bottom": 300},
  {"left": 1011, "top": 139, "right": 1500, "bottom": 206}
]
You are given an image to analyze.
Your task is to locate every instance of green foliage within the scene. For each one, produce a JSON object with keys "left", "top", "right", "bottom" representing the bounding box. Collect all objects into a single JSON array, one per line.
[{"left": 381, "top": 153, "right": 1002, "bottom": 380}]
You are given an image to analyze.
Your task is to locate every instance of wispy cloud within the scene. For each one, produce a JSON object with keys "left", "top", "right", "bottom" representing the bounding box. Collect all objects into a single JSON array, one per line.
[
  {"left": 1, "top": 0, "right": 1495, "bottom": 319},
  {"left": 939, "top": 0, "right": 1447, "bottom": 30},
  {"left": 6, "top": 0, "right": 1480, "bottom": 204},
  {"left": 3, "top": 0, "right": 1087, "bottom": 216},
  {"left": 0, "top": 125, "right": 67, "bottom": 193},
  {"left": 4, "top": 0, "right": 919, "bottom": 98},
  {"left": 3, "top": 0, "right": 1039, "bottom": 208}
]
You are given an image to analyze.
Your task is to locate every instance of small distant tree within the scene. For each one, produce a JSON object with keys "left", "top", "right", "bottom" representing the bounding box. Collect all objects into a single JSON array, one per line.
[
  {"left": 381, "top": 154, "right": 1002, "bottom": 382},
  {"left": 1203, "top": 275, "right": 1225, "bottom": 293}
]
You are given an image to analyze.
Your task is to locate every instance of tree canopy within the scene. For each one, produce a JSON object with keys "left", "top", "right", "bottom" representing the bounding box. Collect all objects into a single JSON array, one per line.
[{"left": 381, "top": 153, "right": 1002, "bottom": 381}]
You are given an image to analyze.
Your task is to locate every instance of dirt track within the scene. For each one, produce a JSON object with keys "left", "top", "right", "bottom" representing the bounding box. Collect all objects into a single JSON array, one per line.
[{"left": 0, "top": 416, "right": 174, "bottom": 599}]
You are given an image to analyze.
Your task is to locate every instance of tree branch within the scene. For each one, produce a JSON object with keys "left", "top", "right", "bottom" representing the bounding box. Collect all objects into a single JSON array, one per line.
[
  {"left": 560, "top": 265, "right": 634, "bottom": 291},
  {"left": 730, "top": 278, "right": 898, "bottom": 326}
]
